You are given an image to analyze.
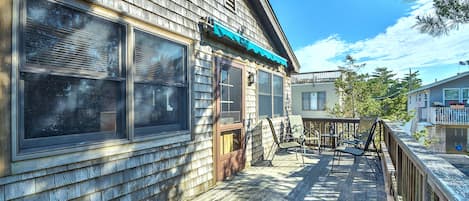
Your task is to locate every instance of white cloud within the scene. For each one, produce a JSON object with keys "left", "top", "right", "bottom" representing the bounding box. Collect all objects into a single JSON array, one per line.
[
  {"left": 294, "top": 0, "right": 469, "bottom": 77},
  {"left": 294, "top": 35, "right": 348, "bottom": 72}
]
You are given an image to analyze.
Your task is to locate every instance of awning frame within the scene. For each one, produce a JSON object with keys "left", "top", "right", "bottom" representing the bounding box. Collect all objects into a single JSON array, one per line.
[{"left": 204, "top": 17, "right": 288, "bottom": 67}]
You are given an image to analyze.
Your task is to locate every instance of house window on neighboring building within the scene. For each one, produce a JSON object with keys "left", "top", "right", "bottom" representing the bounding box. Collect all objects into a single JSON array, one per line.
[
  {"left": 225, "top": 0, "right": 236, "bottom": 12},
  {"left": 443, "top": 89, "right": 460, "bottom": 106},
  {"left": 463, "top": 88, "right": 469, "bottom": 105},
  {"left": 19, "top": 0, "right": 125, "bottom": 151},
  {"left": 133, "top": 30, "right": 188, "bottom": 136},
  {"left": 302, "top": 92, "right": 326, "bottom": 111},
  {"left": 258, "top": 70, "right": 284, "bottom": 118}
]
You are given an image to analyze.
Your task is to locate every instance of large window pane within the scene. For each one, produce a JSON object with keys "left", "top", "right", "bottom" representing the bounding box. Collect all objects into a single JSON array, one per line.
[
  {"left": 463, "top": 89, "right": 469, "bottom": 105},
  {"left": 273, "top": 75, "right": 283, "bottom": 116},
  {"left": 134, "top": 84, "right": 187, "bottom": 134},
  {"left": 310, "top": 93, "right": 318, "bottom": 110},
  {"left": 301, "top": 91, "right": 326, "bottom": 111},
  {"left": 258, "top": 71, "right": 271, "bottom": 95},
  {"left": 20, "top": 0, "right": 124, "bottom": 151},
  {"left": 220, "top": 65, "right": 242, "bottom": 124},
  {"left": 133, "top": 30, "right": 188, "bottom": 136},
  {"left": 444, "top": 89, "right": 460, "bottom": 105},
  {"left": 258, "top": 71, "right": 272, "bottom": 117},
  {"left": 318, "top": 91, "right": 326, "bottom": 110},
  {"left": 302, "top": 92, "right": 310, "bottom": 110},
  {"left": 22, "top": 73, "right": 120, "bottom": 139},
  {"left": 25, "top": 0, "right": 121, "bottom": 78},
  {"left": 134, "top": 30, "right": 185, "bottom": 84}
]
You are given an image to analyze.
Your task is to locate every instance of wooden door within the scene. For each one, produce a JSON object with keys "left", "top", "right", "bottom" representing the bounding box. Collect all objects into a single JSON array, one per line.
[{"left": 214, "top": 57, "right": 245, "bottom": 181}]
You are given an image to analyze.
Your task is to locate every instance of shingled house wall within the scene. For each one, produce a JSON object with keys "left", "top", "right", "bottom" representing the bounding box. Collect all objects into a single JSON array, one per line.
[{"left": 0, "top": 0, "right": 293, "bottom": 200}]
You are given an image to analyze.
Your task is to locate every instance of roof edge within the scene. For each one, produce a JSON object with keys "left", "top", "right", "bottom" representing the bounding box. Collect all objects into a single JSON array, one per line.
[
  {"left": 249, "top": 0, "right": 300, "bottom": 72},
  {"left": 408, "top": 71, "right": 469, "bottom": 94}
]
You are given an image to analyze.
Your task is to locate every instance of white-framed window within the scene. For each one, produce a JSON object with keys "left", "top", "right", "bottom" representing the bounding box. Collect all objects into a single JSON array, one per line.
[
  {"left": 463, "top": 88, "right": 469, "bottom": 105},
  {"left": 16, "top": 0, "right": 190, "bottom": 153},
  {"left": 258, "top": 70, "right": 283, "bottom": 118},
  {"left": 443, "top": 88, "right": 469, "bottom": 106},
  {"left": 302, "top": 92, "right": 326, "bottom": 111}
]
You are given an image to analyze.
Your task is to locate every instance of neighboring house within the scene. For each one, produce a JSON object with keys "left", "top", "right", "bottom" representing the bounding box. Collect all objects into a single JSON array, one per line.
[
  {"left": 291, "top": 70, "right": 343, "bottom": 118},
  {"left": 408, "top": 71, "right": 469, "bottom": 154},
  {"left": 0, "top": 0, "right": 300, "bottom": 200}
]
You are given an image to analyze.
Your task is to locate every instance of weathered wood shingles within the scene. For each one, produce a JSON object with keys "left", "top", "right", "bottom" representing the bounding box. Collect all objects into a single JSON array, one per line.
[{"left": 0, "top": 0, "right": 292, "bottom": 200}]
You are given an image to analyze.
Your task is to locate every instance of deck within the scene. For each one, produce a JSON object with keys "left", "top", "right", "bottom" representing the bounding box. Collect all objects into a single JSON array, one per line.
[{"left": 192, "top": 149, "right": 385, "bottom": 201}]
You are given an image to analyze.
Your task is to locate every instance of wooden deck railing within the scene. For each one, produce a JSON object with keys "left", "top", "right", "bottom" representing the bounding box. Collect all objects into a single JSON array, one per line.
[
  {"left": 381, "top": 121, "right": 469, "bottom": 201},
  {"left": 302, "top": 117, "right": 360, "bottom": 147},
  {"left": 429, "top": 107, "right": 469, "bottom": 125}
]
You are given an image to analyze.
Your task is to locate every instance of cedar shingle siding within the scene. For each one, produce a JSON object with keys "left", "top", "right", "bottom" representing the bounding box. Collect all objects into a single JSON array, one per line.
[{"left": 0, "top": 0, "right": 295, "bottom": 200}]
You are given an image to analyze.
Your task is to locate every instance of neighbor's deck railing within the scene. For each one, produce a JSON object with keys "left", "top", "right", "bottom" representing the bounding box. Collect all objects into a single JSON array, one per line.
[
  {"left": 292, "top": 70, "right": 342, "bottom": 84},
  {"left": 429, "top": 107, "right": 469, "bottom": 125},
  {"left": 381, "top": 121, "right": 469, "bottom": 201},
  {"left": 302, "top": 117, "right": 360, "bottom": 147}
]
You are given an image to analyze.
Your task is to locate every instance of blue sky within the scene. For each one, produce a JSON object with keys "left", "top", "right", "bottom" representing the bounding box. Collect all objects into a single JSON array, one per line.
[{"left": 270, "top": 0, "right": 469, "bottom": 84}]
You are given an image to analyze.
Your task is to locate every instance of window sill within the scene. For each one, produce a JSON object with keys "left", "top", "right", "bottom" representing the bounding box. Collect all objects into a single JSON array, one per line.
[{"left": 11, "top": 130, "right": 191, "bottom": 174}]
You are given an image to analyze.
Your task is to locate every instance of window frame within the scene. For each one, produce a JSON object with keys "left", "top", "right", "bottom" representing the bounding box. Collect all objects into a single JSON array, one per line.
[
  {"left": 16, "top": 0, "right": 127, "bottom": 154},
  {"left": 132, "top": 27, "right": 190, "bottom": 138},
  {"left": 462, "top": 88, "right": 469, "bottom": 105},
  {"left": 443, "top": 88, "right": 462, "bottom": 106},
  {"left": 301, "top": 91, "right": 326, "bottom": 111},
  {"left": 257, "top": 69, "right": 284, "bottom": 118},
  {"left": 273, "top": 74, "right": 284, "bottom": 117},
  {"left": 11, "top": 0, "right": 192, "bottom": 160}
]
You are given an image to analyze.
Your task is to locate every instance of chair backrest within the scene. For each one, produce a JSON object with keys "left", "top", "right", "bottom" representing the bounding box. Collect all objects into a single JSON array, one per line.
[
  {"left": 362, "top": 119, "right": 378, "bottom": 152},
  {"left": 266, "top": 118, "right": 281, "bottom": 145},
  {"left": 288, "top": 115, "right": 304, "bottom": 139},
  {"left": 356, "top": 116, "right": 378, "bottom": 141}
]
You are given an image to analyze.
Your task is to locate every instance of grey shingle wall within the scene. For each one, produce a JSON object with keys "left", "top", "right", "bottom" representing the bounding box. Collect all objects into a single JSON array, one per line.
[{"left": 0, "top": 0, "right": 292, "bottom": 200}]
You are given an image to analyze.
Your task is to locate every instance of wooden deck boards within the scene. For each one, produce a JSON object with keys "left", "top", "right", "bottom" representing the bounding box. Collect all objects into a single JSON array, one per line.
[{"left": 192, "top": 150, "right": 385, "bottom": 201}]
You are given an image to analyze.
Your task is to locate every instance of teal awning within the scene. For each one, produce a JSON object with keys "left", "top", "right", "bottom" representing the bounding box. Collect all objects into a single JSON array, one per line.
[{"left": 211, "top": 19, "right": 288, "bottom": 67}]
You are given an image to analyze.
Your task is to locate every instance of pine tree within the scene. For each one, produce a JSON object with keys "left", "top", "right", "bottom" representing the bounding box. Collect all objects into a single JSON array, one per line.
[{"left": 415, "top": 0, "right": 469, "bottom": 36}]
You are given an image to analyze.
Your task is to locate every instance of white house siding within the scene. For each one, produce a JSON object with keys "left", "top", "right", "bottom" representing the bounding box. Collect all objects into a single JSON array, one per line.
[
  {"left": 0, "top": 0, "right": 293, "bottom": 200},
  {"left": 426, "top": 125, "right": 446, "bottom": 153},
  {"left": 291, "top": 82, "right": 339, "bottom": 118}
]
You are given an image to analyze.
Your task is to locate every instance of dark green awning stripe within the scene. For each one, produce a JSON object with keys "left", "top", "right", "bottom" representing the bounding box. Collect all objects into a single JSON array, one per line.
[{"left": 211, "top": 19, "right": 288, "bottom": 67}]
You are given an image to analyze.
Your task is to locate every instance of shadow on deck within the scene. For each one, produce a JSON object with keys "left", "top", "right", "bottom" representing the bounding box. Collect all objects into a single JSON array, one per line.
[{"left": 192, "top": 150, "right": 385, "bottom": 201}]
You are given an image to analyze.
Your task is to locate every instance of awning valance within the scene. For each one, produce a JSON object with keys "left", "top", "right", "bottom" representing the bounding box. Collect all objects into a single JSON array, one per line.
[{"left": 208, "top": 18, "right": 288, "bottom": 67}]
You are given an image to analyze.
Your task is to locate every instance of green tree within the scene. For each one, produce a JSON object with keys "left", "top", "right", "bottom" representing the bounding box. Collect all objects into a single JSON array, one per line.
[
  {"left": 331, "top": 56, "right": 422, "bottom": 122},
  {"left": 331, "top": 55, "right": 381, "bottom": 118},
  {"left": 369, "top": 67, "right": 398, "bottom": 97},
  {"left": 415, "top": 0, "right": 469, "bottom": 36},
  {"left": 400, "top": 70, "right": 423, "bottom": 92}
]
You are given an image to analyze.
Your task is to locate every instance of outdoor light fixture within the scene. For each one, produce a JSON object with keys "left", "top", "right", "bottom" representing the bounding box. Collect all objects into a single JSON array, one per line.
[{"left": 248, "top": 72, "right": 256, "bottom": 86}]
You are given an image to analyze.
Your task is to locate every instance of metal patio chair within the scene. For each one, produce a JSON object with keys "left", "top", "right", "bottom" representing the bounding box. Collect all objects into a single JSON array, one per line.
[
  {"left": 343, "top": 116, "right": 378, "bottom": 148},
  {"left": 330, "top": 119, "right": 379, "bottom": 177},
  {"left": 266, "top": 117, "right": 304, "bottom": 166},
  {"left": 288, "top": 115, "right": 321, "bottom": 154}
]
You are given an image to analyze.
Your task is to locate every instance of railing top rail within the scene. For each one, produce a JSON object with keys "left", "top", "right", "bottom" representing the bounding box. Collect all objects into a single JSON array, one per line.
[
  {"left": 291, "top": 71, "right": 343, "bottom": 84},
  {"left": 302, "top": 117, "right": 360, "bottom": 123},
  {"left": 383, "top": 121, "right": 469, "bottom": 201}
]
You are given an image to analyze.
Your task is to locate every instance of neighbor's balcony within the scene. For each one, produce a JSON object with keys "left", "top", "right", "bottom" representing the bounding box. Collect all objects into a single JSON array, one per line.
[
  {"left": 429, "top": 107, "right": 469, "bottom": 125},
  {"left": 292, "top": 70, "right": 343, "bottom": 84},
  {"left": 194, "top": 118, "right": 469, "bottom": 201}
]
